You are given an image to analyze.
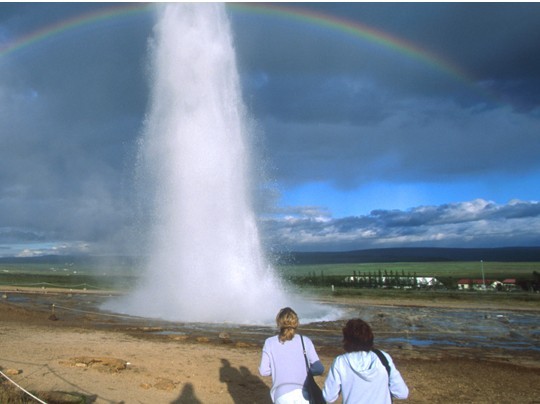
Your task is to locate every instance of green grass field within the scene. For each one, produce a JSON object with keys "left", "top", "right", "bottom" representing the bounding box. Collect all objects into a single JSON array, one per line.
[
  {"left": 0, "top": 262, "right": 138, "bottom": 291},
  {"left": 1, "top": 261, "right": 539, "bottom": 291},
  {"left": 277, "top": 261, "right": 540, "bottom": 280},
  {"left": 1, "top": 261, "right": 539, "bottom": 309}
]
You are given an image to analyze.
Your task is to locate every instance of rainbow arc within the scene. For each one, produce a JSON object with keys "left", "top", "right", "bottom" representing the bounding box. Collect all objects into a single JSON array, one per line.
[
  {"left": 1, "top": 3, "right": 468, "bottom": 84},
  {"left": 2, "top": 3, "right": 503, "bottom": 106}
]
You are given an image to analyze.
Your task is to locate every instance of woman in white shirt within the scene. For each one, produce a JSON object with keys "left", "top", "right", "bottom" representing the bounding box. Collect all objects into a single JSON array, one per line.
[
  {"left": 259, "top": 307, "right": 325, "bottom": 403},
  {"left": 323, "top": 318, "right": 409, "bottom": 404}
]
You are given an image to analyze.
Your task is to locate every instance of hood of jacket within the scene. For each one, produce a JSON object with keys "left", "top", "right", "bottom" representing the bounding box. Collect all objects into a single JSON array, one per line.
[{"left": 342, "top": 351, "right": 381, "bottom": 382}]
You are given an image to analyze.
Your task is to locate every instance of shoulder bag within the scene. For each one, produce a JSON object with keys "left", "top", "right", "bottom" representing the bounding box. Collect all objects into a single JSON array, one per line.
[{"left": 301, "top": 335, "right": 325, "bottom": 404}]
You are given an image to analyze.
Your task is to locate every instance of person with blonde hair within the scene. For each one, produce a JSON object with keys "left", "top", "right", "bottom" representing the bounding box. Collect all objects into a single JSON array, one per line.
[{"left": 259, "top": 307, "right": 324, "bottom": 403}]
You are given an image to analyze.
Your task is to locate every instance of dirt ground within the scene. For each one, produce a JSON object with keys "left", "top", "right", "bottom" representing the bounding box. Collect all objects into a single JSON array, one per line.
[{"left": 1, "top": 287, "right": 539, "bottom": 404}]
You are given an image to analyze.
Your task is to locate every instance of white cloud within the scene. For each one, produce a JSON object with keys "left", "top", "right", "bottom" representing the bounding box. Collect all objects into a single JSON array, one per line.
[{"left": 261, "top": 199, "right": 540, "bottom": 251}]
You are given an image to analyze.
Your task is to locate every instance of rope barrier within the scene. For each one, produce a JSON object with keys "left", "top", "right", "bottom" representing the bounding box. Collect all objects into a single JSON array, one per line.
[{"left": 0, "top": 369, "right": 48, "bottom": 404}]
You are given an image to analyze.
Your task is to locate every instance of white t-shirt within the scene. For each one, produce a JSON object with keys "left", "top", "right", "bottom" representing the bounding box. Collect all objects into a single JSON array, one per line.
[{"left": 259, "top": 334, "right": 322, "bottom": 402}]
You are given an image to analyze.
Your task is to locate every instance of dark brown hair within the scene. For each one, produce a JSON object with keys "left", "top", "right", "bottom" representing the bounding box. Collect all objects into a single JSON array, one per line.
[{"left": 342, "top": 318, "right": 374, "bottom": 352}]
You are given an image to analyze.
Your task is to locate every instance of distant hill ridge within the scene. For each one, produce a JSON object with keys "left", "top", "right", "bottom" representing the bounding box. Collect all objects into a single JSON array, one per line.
[
  {"left": 276, "top": 247, "right": 540, "bottom": 265},
  {"left": 1, "top": 247, "right": 540, "bottom": 265},
  {"left": 0, "top": 255, "right": 139, "bottom": 265}
]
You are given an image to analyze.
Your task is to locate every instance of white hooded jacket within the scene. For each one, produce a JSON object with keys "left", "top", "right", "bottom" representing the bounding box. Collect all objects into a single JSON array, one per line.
[{"left": 323, "top": 350, "right": 409, "bottom": 403}]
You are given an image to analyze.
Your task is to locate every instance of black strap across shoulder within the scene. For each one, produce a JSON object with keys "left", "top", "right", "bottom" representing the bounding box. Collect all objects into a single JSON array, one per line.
[
  {"left": 373, "top": 349, "right": 393, "bottom": 402},
  {"left": 300, "top": 335, "right": 310, "bottom": 371},
  {"left": 301, "top": 335, "right": 326, "bottom": 404},
  {"left": 372, "top": 349, "right": 391, "bottom": 376}
]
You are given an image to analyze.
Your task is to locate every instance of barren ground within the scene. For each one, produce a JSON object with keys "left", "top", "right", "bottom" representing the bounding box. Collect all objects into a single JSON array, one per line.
[{"left": 1, "top": 287, "right": 539, "bottom": 403}]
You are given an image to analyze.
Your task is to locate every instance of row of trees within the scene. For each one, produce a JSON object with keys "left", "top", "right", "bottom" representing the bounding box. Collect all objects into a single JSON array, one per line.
[
  {"left": 288, "top": 270, "right": 540, "bottom": 291},
  {"left": 290, "top": 269, "right": 441, "bottom": 289}
]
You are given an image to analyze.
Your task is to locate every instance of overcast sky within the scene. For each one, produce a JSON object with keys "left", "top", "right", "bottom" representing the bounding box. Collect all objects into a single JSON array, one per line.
[{"left": 1, "top": 2, "right": 540, "bottom": 257}]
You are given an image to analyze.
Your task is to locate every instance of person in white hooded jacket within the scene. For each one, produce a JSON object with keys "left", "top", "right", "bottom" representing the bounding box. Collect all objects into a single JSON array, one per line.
[{"left": 323, "top": 318, "right": 409, "bottom": 403}]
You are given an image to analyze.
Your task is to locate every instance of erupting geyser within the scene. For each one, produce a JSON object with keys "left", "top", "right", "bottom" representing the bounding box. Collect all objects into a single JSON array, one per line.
[{"left": 104, "top": 3, "right": 338, "bottom": 324}]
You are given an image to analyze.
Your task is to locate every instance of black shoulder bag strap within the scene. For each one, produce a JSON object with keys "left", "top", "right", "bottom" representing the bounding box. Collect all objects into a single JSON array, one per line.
[
  {"left": 372, "top": 349, "right": 392, "bottom": 402},
  {"left": 300, "top": 335, "right": 310, "bottom": 371},
  {"left": 301, "top": 335, "right": 326, "bottom": 404},
  {"left": 372, "top": 348, "right": 390, "bottom": 376}
]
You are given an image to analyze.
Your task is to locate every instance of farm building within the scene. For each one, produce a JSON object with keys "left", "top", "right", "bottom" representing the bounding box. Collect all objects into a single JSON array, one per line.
[
  {"left": 502, "top": 278, "right": 518, "bottom": 290},
  {"left": 415, "top": 277, "right": 440, "bottom": 288},
  {"left": 457, "top": 279, "right": 496, "bottom": 290}
]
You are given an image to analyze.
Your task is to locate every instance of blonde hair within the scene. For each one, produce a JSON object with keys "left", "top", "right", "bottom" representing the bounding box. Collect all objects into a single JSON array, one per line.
[{"left": 276, "top": 307, "right": 299, "bottom": 343}]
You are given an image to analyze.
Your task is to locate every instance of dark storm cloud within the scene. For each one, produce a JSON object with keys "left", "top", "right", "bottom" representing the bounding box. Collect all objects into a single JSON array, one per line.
[
  {"left": 234, "top": 3, "right": 540, "bottom": 109},
  {"left": 0, "top": 3, "right": 152, "bottom": 254},
  {"left": 1, "top": 3, "right": 540, "bottom": 255},
  {"left": 260, "top": 101, "right": 540, "bottom": 189},
  {"left": 0, "top": 228, "right": 45, "bottom": 243},
  {"left": 243, "top": 74, "right": 392, "bottom": 124},
  {"left": 308, "top": 3, "right": 540, "bottom": 85},
  {"left": 230, "top": 3, "right": 540, "bottom": 195}
]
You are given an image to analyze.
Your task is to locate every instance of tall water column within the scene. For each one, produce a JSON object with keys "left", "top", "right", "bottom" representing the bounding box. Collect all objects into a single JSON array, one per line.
[{"left": 105, "top": 3, "right": 293, "bottom": 324}]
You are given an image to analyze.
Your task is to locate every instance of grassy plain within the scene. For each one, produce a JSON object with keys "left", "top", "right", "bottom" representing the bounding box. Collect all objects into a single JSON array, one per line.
[
  {"left": 1, "top": 260, "right": 539, "bottom": 291},
  {"left": 277, "top": 261, "right": 540, "bottom": 279},
  {"left": 306, "top": 285, "right": 540, "bottom": 308},
  {"left": 0, "top": 262, "right": 138, "bottom": 291}
]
